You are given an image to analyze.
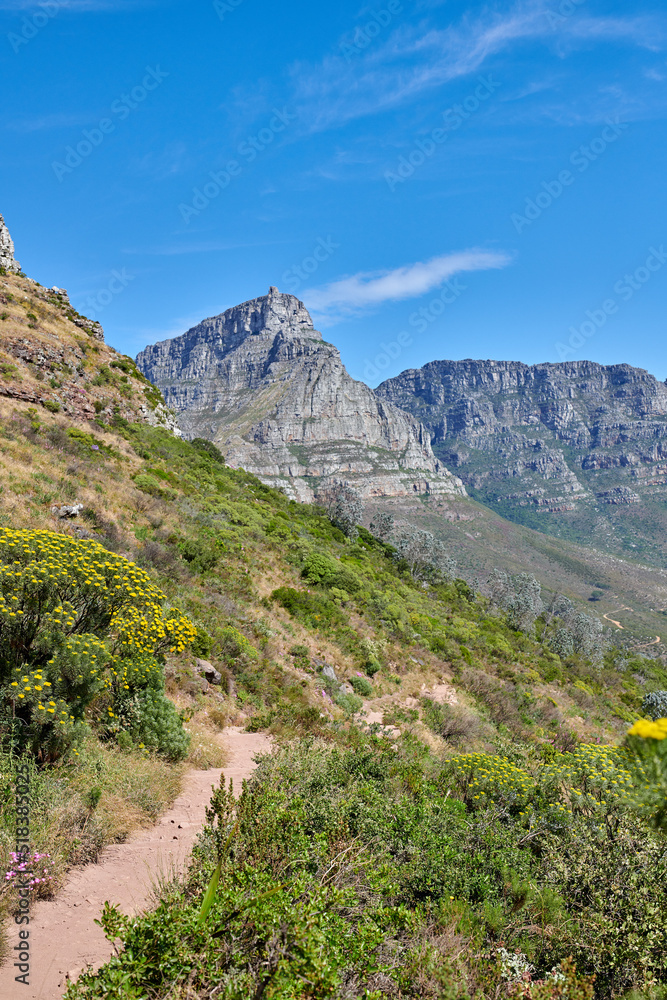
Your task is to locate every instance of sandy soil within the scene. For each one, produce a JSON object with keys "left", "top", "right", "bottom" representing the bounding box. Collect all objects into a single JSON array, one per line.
[{"left": 0, "top": 728, "right": 272, "bottom": 1000}]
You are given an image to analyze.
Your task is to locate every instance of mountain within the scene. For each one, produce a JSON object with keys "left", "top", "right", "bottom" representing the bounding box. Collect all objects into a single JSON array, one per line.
[
  {"left": 136, "top": 287, "right": 465, "bottom": 501},
  {"left": 376, "top": 359, "right": 667, "bottom": 563}
]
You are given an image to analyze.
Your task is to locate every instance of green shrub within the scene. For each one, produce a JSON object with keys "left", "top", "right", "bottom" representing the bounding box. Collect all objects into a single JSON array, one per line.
[
  {"left": 179, "top": 537, "right": 219, "bottom": 573},
  {"left": 218, "top": 625, "right": 258, "bottom": 665},
  {"left": 192, "top": 625, "right": 213, "bottom": 658},
  {"left": 301, "top": 550, "right": 361, "bottom": 594},
  {"left": 349, "top": 674, "right": 372, "bottom": 697},
  {"left": 117, "top": 688, "right": 190, "bottom": 761},
  {"left": 0, "top": 529, "right": 195, "bottom": 761},
  {"left": 135, "top": 473, "right": 177, "bottom": 502},
  {"left": 334, "top": 690, "right": 363, "bottom": 715},
  {"left": 301, "top": 551, "right": 339, "bottom": 584},
  {"left": 642, "top": 690, "right": 667, "bottom": 721},
  {"left": 271, "top": 587, "right": 345, "bottom": 630},
  {"left": 191, "top": 438, "right": 225, "bottom": 464}
]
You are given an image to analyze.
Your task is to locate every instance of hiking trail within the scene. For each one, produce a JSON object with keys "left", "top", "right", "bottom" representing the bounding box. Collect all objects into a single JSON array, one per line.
[{"left": 0, "top": 728, "right": 271, "bottom": 1000}]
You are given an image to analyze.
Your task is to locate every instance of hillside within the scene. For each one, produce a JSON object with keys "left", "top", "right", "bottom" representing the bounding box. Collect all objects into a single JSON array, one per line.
[
  {"left": 365, "top": 491, "right": 667, "bottom": 648},
  {"left": 377, "top": 359, "right": 667, "bottom": 566},
  {"left": 135, "top": 292, "right": 667, "bottom": 650},
  {"left": 0, "top": 252, "right": 666, "bottom": 997},
  {"left": 0, "top": 271, "right": 177, "bottom": 433},
  {"left": 1, "top": 386, "right": 666, "bottom": 997}
]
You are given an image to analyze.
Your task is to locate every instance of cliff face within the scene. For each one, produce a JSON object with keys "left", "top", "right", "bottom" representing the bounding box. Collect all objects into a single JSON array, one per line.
[
  {"left": 136, "top": 288, "right": 465, "bottom": 501},
  {"left": 0, "top": 214, "right": 21, "bottom": 274},
  {"left": 376, "top": 359, "right": 667, "bottom": 514}
]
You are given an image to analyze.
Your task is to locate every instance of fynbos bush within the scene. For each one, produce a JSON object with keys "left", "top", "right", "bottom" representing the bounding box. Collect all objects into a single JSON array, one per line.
[{"left": 0, "top": 529, "right": 195, "bottom": 760}]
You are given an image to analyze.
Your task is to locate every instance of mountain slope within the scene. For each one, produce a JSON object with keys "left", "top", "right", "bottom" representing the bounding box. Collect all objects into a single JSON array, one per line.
[
  {"left": 136, "top": 287, "right": 464, "bottom": 501},
  {"left": 0, "top": 269, "right": 178, "bottom": 432},
  {"left": 376, "top": 358, "right": 667, "bottom": 564}
]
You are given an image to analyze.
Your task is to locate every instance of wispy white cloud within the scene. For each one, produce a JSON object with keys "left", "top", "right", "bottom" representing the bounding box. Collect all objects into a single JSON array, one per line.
[
  {"left": 287, "top": 2, "right": 666, "bottom": 134},
  {"left": 565, "top": 15, "right": 665, "bottom": 50},
  {"left": 303, "top": 248, "right": 512, "bottom": 319}
]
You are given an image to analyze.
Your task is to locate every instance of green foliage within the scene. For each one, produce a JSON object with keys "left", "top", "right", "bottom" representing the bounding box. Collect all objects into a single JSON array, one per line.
[
  {"left": 301, "top": 549, "right": 362, "bottom": 593},
  {"left": 70, "top": 738, "right": 633, "bottom": 1000},
  {"left": 271, "top": 586, "right": 345, "bottom": 630},
  {"left": 507, "top": 957, "right": 595, "bottom": 999},
  {"left": 333, "top": 690, "right": 363, "bottom": 715},
  {"left": 113, "top": 688, "right": 190, "bottom": 761},
  {"left": 191, "top": 625, "right": 213, "bottom": 658},
  {"left": 134, "top": 473, "right": 177, "bottom": 501},
  {"left": 178, "top": 536, "right": 219, "bottom": 573},
  {"left": 349, "top": 673, "right": 372, "bottom": 697},
  {"left": 66, "top": 425, "right": 116, "bottom": 457},
  {"left": 642, "top": 690, "right": 667, "bottom": 721},
  {"left": 190, "top": 438, "right": 225, "bottom": 464},
  {"left": 217, "top": 625, "right": 258, "bottom": 665}
]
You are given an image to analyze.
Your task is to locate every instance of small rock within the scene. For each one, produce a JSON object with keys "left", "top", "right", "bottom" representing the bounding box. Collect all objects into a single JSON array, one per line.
[
  {"left": 71, "top": 526, "right": 97, "bottom": 539},
  {"left": 340, "top": 682, "right": 354, "bottom": 695},
  {"left": 195, "top": 658, "right": 223, "bottom": 685},
  {"left": 51, "top": 502, "right": 84, "bottom": 519},
  {"left": 51, "top": 286, "right": 70, "bottom": 303},
  {"left": 321, "top": 665, "right": 337, "bottom": 682}
]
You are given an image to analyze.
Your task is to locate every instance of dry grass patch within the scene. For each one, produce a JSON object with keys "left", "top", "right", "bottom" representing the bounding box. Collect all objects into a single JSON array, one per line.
[{"left": 182, "top": 717, "right": 229, "bottom": 769}]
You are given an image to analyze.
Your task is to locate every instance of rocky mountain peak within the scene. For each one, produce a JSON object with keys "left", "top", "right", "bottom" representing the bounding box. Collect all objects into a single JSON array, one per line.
[
  {"left": 198, "top": 286, "right": 321, "bottom": 351},
  {"left": 0, "top": 213, "right": 21, "bottom": 274},
  {"left": 137, "top": 289, "right": 465, "bottom": 502}
]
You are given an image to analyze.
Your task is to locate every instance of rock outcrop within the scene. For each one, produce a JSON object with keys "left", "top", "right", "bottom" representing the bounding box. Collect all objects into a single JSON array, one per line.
[
  {"left": 0, "top": 213, "right": 21, "bottom": 274},
  {"left": 376, "top": 359, "right": 667, "bottom": 507},
  {"left": 0, "top": 268, "right": 179, "bottom": 433},
  {"left": 136, "top": 288, "right": 465, "bottom": 501}
]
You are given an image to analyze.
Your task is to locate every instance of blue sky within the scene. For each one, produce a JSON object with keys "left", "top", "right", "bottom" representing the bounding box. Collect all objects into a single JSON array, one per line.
[{"left": 1, "top": 0, "right": 666, "bottom": 386}]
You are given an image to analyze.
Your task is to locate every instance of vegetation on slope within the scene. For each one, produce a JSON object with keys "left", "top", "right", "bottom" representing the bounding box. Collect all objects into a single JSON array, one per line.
[{"left": 0, "top": 393, "right": 666, "bottom": 997}]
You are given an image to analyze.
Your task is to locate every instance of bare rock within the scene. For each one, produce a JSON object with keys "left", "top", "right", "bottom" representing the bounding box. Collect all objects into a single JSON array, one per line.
[
  {"left": 136, "top": 288, "right": 465, "bottom": 500},
  {"left": 139, "top": 401, "right": 182, "bottom": 437},
  {"left": 377, "top": 359, "right": 667, "bottom": 513},
  {"left": 0, "top": 212, "right": 21, "bottom": 274},
  {"left": 195, "top": 658, "right": 223, "bottom": 685},
  {"left": 51, "top": 502, "right": 84, "bottom": 519}
]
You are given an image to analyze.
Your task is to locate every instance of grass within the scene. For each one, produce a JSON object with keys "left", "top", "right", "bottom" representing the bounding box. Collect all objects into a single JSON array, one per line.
[{"left": 0, "top": 737, "right": 184, "bottom": 959}]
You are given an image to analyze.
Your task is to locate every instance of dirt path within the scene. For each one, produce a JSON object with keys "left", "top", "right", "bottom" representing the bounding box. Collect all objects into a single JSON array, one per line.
[
  {"left": 0, "top": 728, "right": 271, "bottom": 1000},
  {"left": 603, "top": 607, "right": 633, "bottom": 629},
  {"left": 633, "top": 635, "right": 661, "bottom": 648}
]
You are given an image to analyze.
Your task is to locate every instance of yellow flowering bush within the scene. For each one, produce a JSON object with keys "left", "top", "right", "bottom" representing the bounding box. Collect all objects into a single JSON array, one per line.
[
  {"left": 0, "top": 529, "right": 196, "bottom": 760},
  {"left": 626, "top": 716, "right": 667, "bottom": 832},
  {"left": 447, "top": 743, "right": 641, "bottom": 830}
]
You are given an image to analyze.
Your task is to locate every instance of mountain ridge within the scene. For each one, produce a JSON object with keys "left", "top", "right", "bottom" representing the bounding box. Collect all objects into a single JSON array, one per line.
[
  {"left": 376, "top": 356, "right": 667, "bottom": 563},
  {"left": 136, "top": 287, "right": 466, "bottom": 502}
]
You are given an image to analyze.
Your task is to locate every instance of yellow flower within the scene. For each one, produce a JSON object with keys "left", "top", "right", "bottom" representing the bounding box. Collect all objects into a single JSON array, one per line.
[{"left": 628, "top": 718, "right": 667, "bottom": 740}]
